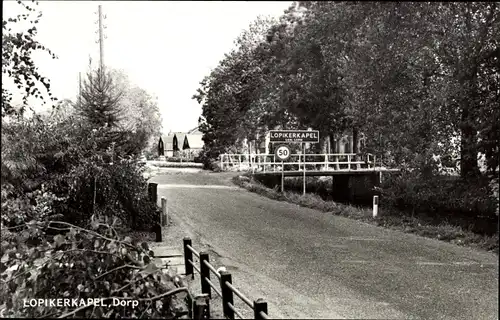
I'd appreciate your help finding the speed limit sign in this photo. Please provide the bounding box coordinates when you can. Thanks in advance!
[275,144,291,161]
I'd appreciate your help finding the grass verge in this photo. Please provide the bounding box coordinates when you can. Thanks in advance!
[232,175,499,254]
[147,161,203,168]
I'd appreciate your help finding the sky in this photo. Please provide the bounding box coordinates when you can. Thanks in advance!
[3,0,292,133]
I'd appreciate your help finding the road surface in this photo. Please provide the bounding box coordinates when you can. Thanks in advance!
[151,171,498,319]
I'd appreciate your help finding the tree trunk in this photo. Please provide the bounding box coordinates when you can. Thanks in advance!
[460,104,479,178]
[320,131,328,154]
[353,128,359,154]
[329,133,336,153]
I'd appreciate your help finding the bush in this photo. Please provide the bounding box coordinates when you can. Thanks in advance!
[380,171,497,218]
[1,117,158,231]
[193,147,223,171]
[193,155,203,163]
[59,156,159,231]
[0,216,189,318]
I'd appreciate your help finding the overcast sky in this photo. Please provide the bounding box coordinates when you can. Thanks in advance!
[3,0,291,133]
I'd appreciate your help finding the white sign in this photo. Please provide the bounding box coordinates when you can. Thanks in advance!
[275,144,291,161]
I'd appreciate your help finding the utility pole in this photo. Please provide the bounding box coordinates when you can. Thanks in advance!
[96,5,106,71]
[78,72,82,107]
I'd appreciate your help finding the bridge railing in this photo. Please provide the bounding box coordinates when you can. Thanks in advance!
[220,153,376,172]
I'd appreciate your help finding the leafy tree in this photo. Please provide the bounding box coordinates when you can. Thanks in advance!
[196,1,499,182]
[2,0,57,118]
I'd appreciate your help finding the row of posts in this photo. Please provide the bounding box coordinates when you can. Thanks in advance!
[147,183,169,242]
[184,238,268,320]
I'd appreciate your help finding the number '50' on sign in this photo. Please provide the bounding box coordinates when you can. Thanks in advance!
[275,144,291,161]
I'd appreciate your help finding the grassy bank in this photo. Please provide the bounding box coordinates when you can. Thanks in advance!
[232,175,498,254]
[147,161,203,168]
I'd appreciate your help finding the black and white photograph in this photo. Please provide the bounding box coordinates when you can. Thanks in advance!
[1,1,499,319]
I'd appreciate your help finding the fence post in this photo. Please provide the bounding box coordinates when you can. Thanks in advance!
[324,154,328,170]
[254,298,268,320]
[148,182,158,205]
[154,223,162,242]
[220,154,224,171]
[183,237,194,279]
[373,195,379,218]
[193,294,210,320]
[161,197,168,226]
[200,252,211,298]
[220,271,234,319]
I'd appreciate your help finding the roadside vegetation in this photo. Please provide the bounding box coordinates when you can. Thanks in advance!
[1,2,187,317]
[195,2,499,248]
[232,175,498,254]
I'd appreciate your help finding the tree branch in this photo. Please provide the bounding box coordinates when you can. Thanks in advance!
[47,221,137,250]
[94,264,142,281]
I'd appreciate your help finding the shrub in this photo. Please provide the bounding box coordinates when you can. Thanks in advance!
[194,147,223,171]
[59,155,159,231]
[1,183,66,229]
[1,117,158,231]
[0,216,189,318]
[380,171,497,218]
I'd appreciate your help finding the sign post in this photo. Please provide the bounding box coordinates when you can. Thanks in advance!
[303,143,306,196]
[275,144,291,193]
[269,130,319,195]
[281,161,284,192]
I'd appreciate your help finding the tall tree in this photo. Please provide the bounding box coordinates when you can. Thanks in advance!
[77,67,123,129]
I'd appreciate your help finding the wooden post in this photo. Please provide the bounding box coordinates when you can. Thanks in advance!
[373,195,379,218]
[183,237,194,279]
[324,154,328,170]
[193,294,210,320]
[281,161,284,193]
[303,143,306,196]
[220,271,234,319]
[220,154,223,171]
[154,223,162,242]
[273,155,276,172]
[254,298,268,320]
[347,155,351,171]
[148,183,158,205]
[239,155,242,171]
[200,252,211,298]
[298,150,301,171]
[161,197,167,226]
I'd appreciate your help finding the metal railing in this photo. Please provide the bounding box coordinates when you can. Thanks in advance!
[183,237,269,320]
[220,153,377,173]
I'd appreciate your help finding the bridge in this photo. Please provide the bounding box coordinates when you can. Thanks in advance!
[220,153,400,201]
[220,153,399,174]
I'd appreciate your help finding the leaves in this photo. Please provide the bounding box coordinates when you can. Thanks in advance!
[2,1,58,118]
[0,218,187,318]
[195,1,499,179]
[53,234,65,248]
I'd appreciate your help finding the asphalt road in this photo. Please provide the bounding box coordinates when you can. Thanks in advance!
[151,171,498,319]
